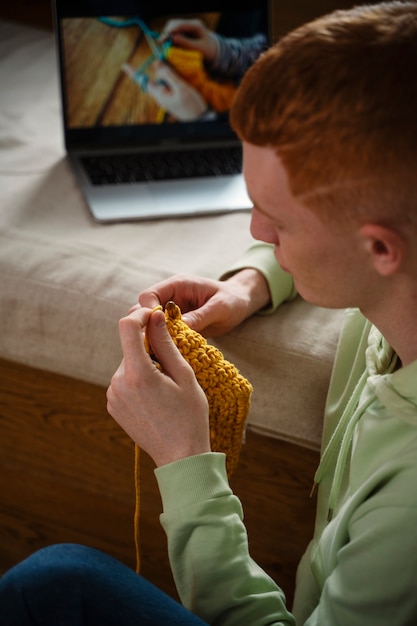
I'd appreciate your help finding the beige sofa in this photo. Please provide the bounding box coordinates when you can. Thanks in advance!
[0,19,345,601]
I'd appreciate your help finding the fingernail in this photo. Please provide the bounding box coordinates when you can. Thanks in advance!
[152,309,166,326]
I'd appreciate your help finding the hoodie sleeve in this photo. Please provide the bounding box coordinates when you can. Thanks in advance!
[304,472,417,625]
[221,242,298,313]
[155,452,296,626]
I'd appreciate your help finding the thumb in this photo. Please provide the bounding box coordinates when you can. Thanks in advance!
[182,300,221,335]
[153,62,177,87]
[147,309,188,379]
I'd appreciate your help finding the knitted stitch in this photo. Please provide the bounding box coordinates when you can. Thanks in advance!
[134,301,253,571]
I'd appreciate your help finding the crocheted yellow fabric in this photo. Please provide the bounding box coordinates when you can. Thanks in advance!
[134,301,253,571]
[166,47,238,113]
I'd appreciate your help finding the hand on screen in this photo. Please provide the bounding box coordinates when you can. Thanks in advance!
[147,62,208,121]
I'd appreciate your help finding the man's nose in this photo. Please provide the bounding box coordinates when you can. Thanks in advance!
[250,207,278,245]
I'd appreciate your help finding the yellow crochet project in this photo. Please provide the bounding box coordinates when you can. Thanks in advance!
[134,301,253,571]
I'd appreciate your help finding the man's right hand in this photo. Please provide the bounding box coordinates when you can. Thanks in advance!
[138,269,271,337]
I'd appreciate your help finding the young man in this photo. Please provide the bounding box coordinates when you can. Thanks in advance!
[1,2,416,624]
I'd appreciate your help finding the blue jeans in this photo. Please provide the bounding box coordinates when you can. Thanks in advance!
[0,544,208,625]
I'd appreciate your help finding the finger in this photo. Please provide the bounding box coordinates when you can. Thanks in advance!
[170,34,201,52]
[163,19,202,38]
[138,276,190,310]
[181,298,223,335]
[127,302,142,314]
[138,290,163,309]
[147,82,166,99]
[153,62,177,84]
[146,309,191,381]
[170,21,203,39]
[147,80,170,101]
[118,308,152,373]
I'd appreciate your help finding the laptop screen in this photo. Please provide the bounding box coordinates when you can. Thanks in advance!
[54,1,270,151]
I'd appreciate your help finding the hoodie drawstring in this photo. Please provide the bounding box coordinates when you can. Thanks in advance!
[311,369,369,521]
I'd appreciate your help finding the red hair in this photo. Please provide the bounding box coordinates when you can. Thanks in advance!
[231,2,417,225]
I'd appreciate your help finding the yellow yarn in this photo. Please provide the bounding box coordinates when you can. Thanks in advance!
[134,301,253,572]
[165,47,238,113]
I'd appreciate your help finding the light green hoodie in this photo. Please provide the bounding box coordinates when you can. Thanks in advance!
[155,244,417,625]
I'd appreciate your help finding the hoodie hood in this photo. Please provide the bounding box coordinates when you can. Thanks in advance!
[368,371,417,426]
[312,323,416,521]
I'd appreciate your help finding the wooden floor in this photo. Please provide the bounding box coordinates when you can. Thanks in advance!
[0,357,319,607]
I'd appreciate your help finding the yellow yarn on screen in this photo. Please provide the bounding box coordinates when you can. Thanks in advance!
[165,47,238,113]
[134,301,253,572]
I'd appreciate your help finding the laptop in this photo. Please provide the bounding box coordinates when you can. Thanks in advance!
[53,0,271,222]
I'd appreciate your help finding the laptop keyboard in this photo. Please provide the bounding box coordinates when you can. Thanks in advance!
[81,146,243,185]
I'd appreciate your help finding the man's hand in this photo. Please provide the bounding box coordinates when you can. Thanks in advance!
[138,269,271,337]
[107,307,210,467]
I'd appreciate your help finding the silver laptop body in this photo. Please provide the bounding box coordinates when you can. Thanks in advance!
[54,1,270,222]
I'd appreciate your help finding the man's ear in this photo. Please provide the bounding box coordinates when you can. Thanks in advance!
[359,224,406,277]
